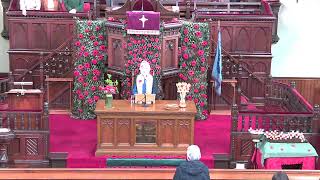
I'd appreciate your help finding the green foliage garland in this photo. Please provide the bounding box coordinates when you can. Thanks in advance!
[72,20,107,119]
[179,21,210,120]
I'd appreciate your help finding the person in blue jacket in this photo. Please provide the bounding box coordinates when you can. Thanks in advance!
[173,145,210,180]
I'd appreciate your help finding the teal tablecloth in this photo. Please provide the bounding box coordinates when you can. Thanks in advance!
[257,141,318,165]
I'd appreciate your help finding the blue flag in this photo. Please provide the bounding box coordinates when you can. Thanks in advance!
[212,30,222,96]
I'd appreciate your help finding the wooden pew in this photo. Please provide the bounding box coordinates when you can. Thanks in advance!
[0,169,319,180]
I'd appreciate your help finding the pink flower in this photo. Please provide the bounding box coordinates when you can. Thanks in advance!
[92,50,99,56]
[201,67,206,72]
[200,85,205,90]
[90,35,95,40]
[93,41,99,46]
[78,77,84,82]
[82,71,88,76]
[80,46,86,51]
[202,110,208,116]
[78,34,84,39]
[98,35,104,40]
[200,102,205,107]
[79,94,84,99]
[194,98,199,103]
[84,52,89,57]
[188,70,195,76]
[84,63,90,68]
[183,53,189,60]
[87,21,92,26]
[94,95,99,101]
[92,76,98,81]
[195,31,202,37]
[96,26,101,31]
[74,71,80,76]
[201,94,207,98]
[179,73,185,80]
[194,24,199,29]
[75,41,81,46]
[152,59,157,63]
[100,45,106,50]
[184,38,189,43]
[98,55,104,60]
[183,29,188,35]
[194,89,199,93]
[91,86,96,91]
[155,38,159,43]
[93,69,101,76]
[191,44,197,49]
[85,29,90,33]
[84,91,89,96]
[83,83,88,87]
[191,60,197,67]
[182,62,187,68]
[202,41,208,46]
[198,50,204,56]
[187,95,192,101]
[201,58,206,63]
[76,89,81,95]
[91,59,97,65]
[78,65,84,70]
[88,98,93,104]
[193,78,199,83]
[181,46,187,51]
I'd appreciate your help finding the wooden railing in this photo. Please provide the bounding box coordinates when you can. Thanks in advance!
[0,168,319,180]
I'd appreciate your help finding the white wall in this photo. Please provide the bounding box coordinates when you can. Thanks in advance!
[271,0,320,77]
[0,3,9,73]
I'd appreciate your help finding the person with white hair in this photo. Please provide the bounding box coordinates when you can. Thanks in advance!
[173,145,210,180]
[132,61,158,95]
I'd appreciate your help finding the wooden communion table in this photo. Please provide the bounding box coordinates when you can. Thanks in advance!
[95,100,196,156]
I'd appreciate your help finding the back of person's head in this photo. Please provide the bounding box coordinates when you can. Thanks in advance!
[272,171,289,180]
[187,145,201,161]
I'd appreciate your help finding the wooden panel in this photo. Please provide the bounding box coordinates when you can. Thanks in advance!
[30,23,48,49]
[9,21,28,49]
[107,35,124,69]
[161,37,179,70]
[274,77,320,106]
[0,169,320,180]
[234,27,250,53]
[50,23,70,49]
[100,118,115,146]
[177,119,192,147]
[116,119,131,146]
[159,120,175,147]
[252,27,268,53]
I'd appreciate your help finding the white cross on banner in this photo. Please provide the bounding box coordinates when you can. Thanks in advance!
[127,11,160,35]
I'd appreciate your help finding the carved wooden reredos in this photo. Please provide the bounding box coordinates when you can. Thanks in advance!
[105,0,179,20]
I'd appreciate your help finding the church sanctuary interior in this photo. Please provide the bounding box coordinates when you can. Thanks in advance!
[0,0,320,179]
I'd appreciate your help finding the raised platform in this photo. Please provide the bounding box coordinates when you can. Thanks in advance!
[49,114,231,168]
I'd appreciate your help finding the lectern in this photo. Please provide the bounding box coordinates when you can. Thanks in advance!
[7,89,43,110]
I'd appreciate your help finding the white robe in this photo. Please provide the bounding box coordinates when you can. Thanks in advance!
[136,74,153,94]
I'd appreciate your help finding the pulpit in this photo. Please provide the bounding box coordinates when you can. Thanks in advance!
[95,100,197,156]
[106,0,181,100]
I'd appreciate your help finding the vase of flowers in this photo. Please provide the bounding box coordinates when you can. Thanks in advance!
[176,82,191,108]
[102,74,118,108]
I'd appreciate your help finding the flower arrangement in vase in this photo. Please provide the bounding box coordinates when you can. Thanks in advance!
[176,82,191,108]
[101,74,118,108]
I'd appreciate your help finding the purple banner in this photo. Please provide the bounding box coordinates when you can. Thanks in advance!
[127,11,160,35]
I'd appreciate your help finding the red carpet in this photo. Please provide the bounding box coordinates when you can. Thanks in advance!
[49,114,231,168]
